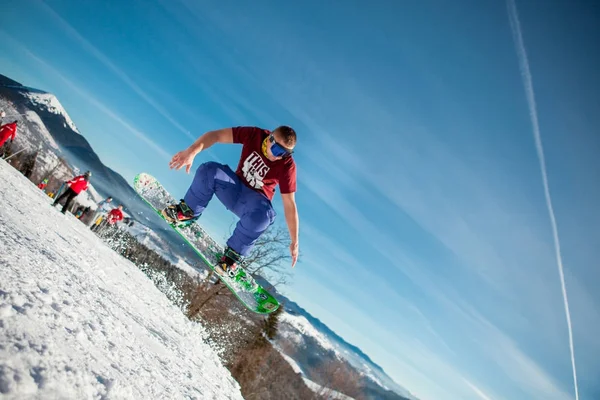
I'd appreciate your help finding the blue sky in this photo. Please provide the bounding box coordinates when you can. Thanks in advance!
[1,0,599,399]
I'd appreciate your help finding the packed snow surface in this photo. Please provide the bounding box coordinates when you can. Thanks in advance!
[0,159,243,399]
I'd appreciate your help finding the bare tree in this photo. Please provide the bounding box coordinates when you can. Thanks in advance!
[242,225,293,288]
[19,149,39,179]
[0,140,13,159]
[40,156,67,182]
[8,148,30,172]
[186,281,226,319]
[187,224,292,317]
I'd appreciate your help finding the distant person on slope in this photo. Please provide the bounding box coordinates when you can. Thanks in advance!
[37,178,49,191]
[163,125,300,274]
[107,205,124,225]
[52,171,92,214]
[96,196,113,214]
[76,206,92,221]
[96,204,124,233]
[0,120,18,147]
[90,196,113,230]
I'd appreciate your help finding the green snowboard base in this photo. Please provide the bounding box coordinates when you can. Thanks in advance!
[133,172,280,314]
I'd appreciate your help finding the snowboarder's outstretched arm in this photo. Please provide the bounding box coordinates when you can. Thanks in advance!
[169,128,233,173]
[282,192,299,268]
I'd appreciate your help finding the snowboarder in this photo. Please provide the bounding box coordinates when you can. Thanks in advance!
[163,125,300,273]
[52,171,92,214]
[0,120,18,147]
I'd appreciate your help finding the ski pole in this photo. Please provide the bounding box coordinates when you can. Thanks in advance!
[4,148,27,160]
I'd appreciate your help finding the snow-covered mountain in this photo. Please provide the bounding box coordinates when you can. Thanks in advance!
[271,297,417,400]
[0,158,244,399]
[22,91,81,134]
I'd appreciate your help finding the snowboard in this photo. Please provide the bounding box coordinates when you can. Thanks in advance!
[132,172,280,314]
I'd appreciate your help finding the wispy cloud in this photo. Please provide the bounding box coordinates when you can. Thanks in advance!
[306,124,579,399]
[144,1,270,128]
[462,378,496,400]
[506,1,579,399]
[13,42,172,160]
[456,299,573,400]
[37,0,195,140]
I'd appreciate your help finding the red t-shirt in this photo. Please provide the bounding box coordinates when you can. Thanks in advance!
[232,126,296,201]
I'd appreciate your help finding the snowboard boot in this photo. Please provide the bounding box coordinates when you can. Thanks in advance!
[216,247,242,277]
[161,199,198,227]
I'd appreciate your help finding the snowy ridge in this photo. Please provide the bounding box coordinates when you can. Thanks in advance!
[278,312,387,388]
[319,331,416,399]
[22,92,80,134]
[0,159,243,399]
[21,110,60,150]
[279,312,336,352]
[275,308,418,400]
[276,350,353,400]
[278,351,304,375]
[302,379,354,400]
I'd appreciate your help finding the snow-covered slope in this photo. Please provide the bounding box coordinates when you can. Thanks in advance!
[0,159,243,400]
[22,91,80,134]
[21,110,60,150]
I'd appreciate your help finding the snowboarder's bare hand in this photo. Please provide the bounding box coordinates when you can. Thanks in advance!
[169,149,196,173]
[290,241,299,268]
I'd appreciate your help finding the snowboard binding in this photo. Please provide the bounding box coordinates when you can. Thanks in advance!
[161,199,198,227]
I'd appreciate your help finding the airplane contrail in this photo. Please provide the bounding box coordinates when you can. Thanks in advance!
[506,1,579,399]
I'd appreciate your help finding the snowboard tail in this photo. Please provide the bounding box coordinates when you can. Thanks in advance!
[133,172,280,314]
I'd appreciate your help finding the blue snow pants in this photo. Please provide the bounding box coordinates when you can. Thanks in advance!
[184,161,276,256]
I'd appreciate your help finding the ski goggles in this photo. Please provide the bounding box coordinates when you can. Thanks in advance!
[268,134,294,157]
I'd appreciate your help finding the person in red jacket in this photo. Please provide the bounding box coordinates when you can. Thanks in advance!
[37,178,49,191]
[0,121,18,147]
[52,171,92,214]
[107,205,124,225]
[95,205,124,233]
